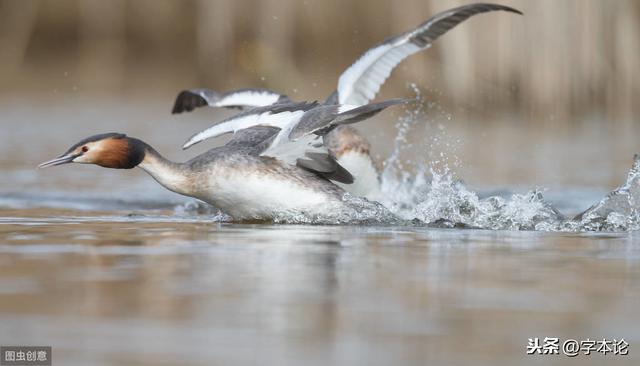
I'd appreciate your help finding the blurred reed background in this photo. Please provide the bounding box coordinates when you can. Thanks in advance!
[1,0,638,124]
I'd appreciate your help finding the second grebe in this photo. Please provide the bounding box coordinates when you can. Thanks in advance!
[39,100,405,220]
[170,3,522,200]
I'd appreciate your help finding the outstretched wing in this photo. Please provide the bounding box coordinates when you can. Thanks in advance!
[172,88,290,114]
[329,3,522,106]
[261,99,407,183]
[182,101,318,149]
[289,99,408,140]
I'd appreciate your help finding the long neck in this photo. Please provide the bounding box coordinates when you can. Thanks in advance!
[137,146,192,196]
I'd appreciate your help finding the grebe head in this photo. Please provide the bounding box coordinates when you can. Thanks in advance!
[39,132,146,169]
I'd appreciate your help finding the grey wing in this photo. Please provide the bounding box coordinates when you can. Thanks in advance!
[330,3,522,106]
[254,106,347,183]
[296,151,354,184]
[287,105,341,139]
[263,132,354,184]
[222,109,353,183]
[261,99,406,184]
[225,126,281,154]
[172,88,290,114]
[182,101,319,149]
[289,99,408,140]
[211,105,353,183]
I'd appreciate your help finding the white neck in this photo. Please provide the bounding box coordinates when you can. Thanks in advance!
[137,150,191,196]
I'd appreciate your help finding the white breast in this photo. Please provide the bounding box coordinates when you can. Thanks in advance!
[196,171,342,220]
[335,151,382,201]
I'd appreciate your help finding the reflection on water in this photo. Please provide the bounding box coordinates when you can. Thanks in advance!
[2,94,640,364]
[0,209,639,365]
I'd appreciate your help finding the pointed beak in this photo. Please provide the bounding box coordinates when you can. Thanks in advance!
[38,153,79,169]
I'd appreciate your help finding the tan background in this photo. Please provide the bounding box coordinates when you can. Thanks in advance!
[2,0,639,122]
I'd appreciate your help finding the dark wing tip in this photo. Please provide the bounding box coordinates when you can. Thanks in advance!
[336,98,410,124]
[171,90,210,114]
[477,3,523,15]
[458,3,522,15]
[411,3,523,46]
[509,7,524,16]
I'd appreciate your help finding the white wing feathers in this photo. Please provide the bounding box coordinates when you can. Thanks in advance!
[214,90,286,108]
[337,42,421,106]
[261,99,407,163]
[335,3,522,106]
[181,101,319,149]
[172,88,288,114]
[262,134,325,166]
[172,5,521,114]
[182,109,306,149]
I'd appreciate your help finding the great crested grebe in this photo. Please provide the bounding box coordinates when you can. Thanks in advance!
[170,3,522,200]
[39,100,406,220]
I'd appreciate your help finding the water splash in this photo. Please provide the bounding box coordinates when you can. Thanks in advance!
[410,170,564,230]
[173,192,401,225]
[270,194,402,225]
[379,84,433,216]
[373,85,640,232]
[568,154,640,231]
[173,200,233,222]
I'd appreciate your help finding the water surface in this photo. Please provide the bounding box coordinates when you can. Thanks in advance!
[0,208,638,365]
[1,97,640,365]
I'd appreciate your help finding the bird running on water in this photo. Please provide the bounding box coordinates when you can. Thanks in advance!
[171,3,522,201]
[39,101,406,221]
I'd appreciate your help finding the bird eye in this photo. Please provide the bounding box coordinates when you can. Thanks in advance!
[81,146,89,153]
